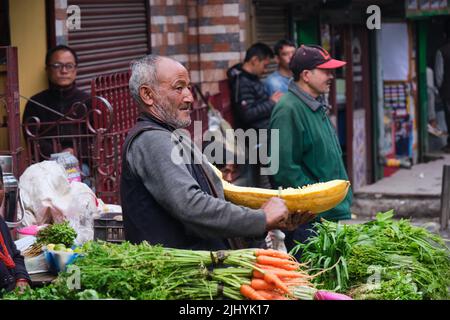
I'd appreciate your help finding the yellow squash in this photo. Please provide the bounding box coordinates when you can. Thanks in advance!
[209,164,350,214]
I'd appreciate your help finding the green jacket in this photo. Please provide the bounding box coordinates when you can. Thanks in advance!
[269,82,352,221]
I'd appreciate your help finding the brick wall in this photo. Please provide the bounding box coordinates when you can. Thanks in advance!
[53,0,250,96]
[150,0,190,63]
[151,0,248,95]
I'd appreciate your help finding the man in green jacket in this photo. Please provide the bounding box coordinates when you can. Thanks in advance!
[269,45,353,254]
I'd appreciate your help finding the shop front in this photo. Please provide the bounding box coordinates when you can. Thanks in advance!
[406,0,450,156]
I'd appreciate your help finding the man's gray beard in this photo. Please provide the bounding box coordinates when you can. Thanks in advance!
[153,100,192,129]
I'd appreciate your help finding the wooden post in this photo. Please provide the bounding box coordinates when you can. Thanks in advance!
[440,165,450,231]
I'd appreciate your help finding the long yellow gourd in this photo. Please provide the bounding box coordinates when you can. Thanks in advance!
[209,164,350,214]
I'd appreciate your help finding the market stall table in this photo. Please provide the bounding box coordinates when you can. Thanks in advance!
[30,273,56,288]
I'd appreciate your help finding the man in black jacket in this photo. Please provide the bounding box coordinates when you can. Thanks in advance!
[0,215,30,294]
[22,45,90,159]
[227,43,283,130]
[227,43,282,188]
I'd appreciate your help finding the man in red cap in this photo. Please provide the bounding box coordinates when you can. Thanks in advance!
[268,45,353,256]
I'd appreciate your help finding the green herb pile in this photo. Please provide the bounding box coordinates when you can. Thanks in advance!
[37,221,77,247]
[292,210,450,300]
[4,242,305,300]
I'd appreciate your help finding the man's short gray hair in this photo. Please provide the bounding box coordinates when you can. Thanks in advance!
[129,54,162,108]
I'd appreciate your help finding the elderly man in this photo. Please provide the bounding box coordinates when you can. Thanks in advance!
[269,45,353,255]
[121,55,303,250]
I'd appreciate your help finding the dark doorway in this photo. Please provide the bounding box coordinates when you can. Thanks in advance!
[427,16,450,152]
[330,25,348,167]
[427,16,450,68]
[0,0,10,47]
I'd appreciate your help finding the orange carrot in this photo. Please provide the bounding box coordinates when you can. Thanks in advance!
[255,290,276,300]
[250,278,276,291]
[253,269,265,279]
[264,272,292,295]
[253,268,306,279]
[255,264,308,278]
[256,263,298,273]
[255,249,293,260]
[280,273,314,281]
[256,290,291,300]
[255,263,286,270]
[258,264,312,277]
[240,284,267,300]
[256,256,299,271]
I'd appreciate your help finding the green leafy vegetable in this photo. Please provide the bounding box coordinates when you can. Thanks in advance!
[292,210,450,300]
[37,221,77,247]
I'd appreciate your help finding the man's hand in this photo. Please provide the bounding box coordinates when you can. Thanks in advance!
[277,211,316,231]
[261,197,289,231]
[15,280,30,294]
[270,91,283,103]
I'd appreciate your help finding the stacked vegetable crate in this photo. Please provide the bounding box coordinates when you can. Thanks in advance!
[93,213,124,243]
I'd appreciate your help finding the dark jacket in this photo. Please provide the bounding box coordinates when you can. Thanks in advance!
[227,63,275,130]
[120,114,267,250]
[0,217,30,293]
[22,84,91,159]
[438,43,450,102]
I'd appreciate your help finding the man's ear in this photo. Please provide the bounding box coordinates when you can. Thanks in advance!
[139,85,154,106]
[301,70,310,83]
[249,55,260,66]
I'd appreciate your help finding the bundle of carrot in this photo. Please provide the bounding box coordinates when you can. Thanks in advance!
[206,249,315,300]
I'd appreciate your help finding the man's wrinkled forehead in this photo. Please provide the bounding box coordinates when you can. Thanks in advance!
[155,57,189,84]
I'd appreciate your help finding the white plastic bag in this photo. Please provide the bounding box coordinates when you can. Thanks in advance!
[18,161,96,244]
[265,229,287,253]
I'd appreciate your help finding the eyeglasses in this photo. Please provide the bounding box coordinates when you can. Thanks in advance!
[47,63,77,71]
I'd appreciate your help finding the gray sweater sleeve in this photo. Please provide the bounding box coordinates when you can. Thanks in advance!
[127,130,267,239]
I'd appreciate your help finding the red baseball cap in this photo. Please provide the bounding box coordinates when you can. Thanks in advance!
[289,45,346,74]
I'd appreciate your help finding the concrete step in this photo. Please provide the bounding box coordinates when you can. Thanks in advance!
[351,192,441,219]
[351,153,450,219]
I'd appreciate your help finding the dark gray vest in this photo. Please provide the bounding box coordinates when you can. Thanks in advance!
[120,114,229,250]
